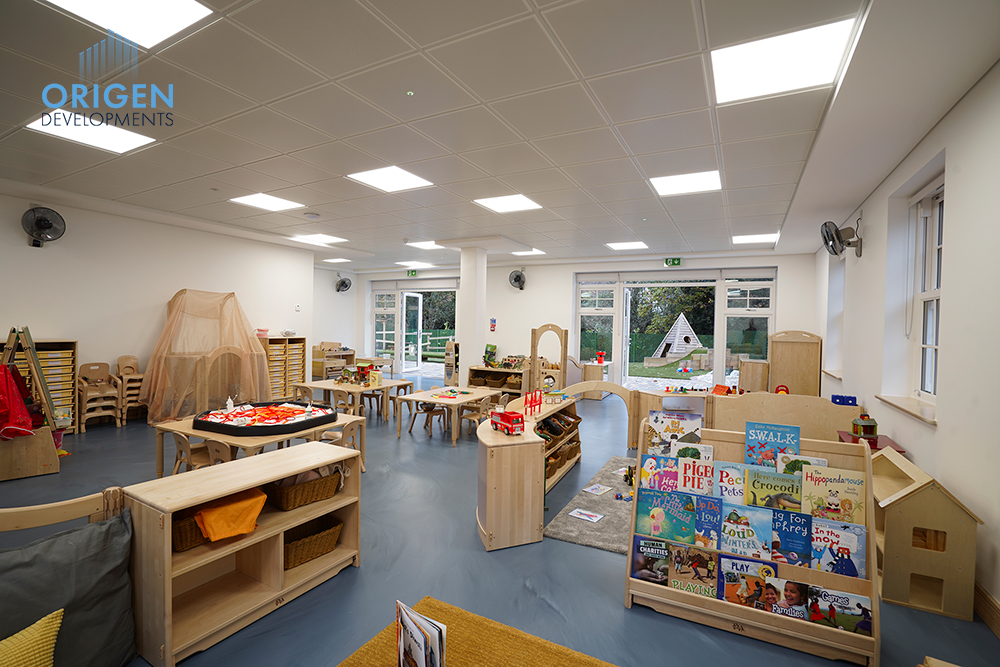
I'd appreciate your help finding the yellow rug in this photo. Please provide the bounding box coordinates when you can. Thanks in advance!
[337,597,618,667]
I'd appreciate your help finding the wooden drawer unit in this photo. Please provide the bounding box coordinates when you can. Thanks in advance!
[260,337,306,400]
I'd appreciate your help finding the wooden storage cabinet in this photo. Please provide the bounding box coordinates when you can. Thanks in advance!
[467,365,524,400]
[125,443,360,667]
[261,336,307,399]
[539,401,581,493]
[0,339,78,433]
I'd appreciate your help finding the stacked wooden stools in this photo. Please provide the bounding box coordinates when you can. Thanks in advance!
[77,362,121,432]
[116,355,145,425]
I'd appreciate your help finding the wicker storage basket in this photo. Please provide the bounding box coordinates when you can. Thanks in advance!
[172,514,209,552]
[563,441,580,460]
[284,515,342,570]
[485,373,508,388]
[505,375,522,389]
[264,470,341,512]
[469,375,487,386]
[545,456,559,478]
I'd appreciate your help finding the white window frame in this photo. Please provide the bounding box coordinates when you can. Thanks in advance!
[912,180,944,401]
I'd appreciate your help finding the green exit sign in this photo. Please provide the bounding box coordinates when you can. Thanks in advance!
[406,270,418,277]
[664,258,681,267]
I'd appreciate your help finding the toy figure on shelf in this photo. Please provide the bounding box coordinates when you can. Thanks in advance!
[483,343,498,368]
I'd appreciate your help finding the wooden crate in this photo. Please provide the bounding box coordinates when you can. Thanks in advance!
[738,359,769,392]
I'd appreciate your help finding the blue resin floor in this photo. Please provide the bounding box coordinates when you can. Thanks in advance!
[1,376,997,667]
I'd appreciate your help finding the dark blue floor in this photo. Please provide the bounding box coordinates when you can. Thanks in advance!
[1,376,997,666]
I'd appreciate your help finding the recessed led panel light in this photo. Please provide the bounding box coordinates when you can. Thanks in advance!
[733,233,780,244]
[406,241,445,250]
[396,261,435,269]
[231,193,305,212]
[511,248,546,256]
[291,234,348,246]
[712,19,855,103]
[347,166,433,193]
[323,258,352,263]
[26,113,154,154]
[46,0,213,48]
[606,241,648,251]
[650,171,722,197]
[473,195,542,213]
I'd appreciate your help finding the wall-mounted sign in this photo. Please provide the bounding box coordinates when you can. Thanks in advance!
[406,270,418,277]
[664,258,681,267]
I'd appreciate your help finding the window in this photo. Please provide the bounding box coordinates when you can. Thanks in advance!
[915,184,944,397]
[579,286,614,362]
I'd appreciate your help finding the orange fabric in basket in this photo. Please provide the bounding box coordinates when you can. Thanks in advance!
[194,488,267,542]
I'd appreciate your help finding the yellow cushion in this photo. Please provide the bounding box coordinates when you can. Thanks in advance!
[0,609,64,667]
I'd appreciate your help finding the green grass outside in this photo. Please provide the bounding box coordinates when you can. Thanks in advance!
[627,349,710,379]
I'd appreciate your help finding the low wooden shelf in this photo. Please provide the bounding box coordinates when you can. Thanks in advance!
[125,442,360,667]
[467,365,525,399]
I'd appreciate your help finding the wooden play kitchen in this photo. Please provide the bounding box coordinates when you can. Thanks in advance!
[125,442,360,667]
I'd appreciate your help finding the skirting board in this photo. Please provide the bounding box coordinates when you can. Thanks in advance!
[975,581,1000,639]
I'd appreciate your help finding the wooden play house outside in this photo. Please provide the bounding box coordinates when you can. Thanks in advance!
[872,448,983,620]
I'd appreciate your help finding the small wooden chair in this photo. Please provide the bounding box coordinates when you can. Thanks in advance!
[361,389,382,418]
[206,440,234,465]
[390,381,414,418]
[497,394,511,409]
[321,421,360,454]
[116,355,145,425]
[331,389,361,416]
[459,395,492,434]
[409,386,448,436]
[172,433,210,474]
[78,363,122,432]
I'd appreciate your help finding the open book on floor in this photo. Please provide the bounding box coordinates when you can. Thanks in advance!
[397,599,446,667]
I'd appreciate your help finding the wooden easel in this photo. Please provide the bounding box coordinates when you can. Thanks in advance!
[0,326,60,480]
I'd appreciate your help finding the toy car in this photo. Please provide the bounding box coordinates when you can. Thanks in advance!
[490,410,524,436]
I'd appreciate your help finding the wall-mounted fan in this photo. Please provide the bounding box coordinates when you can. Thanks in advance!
[509,270,526,291]
[335,275,352,293]
[22,207,66,247]
[821,220,862,258]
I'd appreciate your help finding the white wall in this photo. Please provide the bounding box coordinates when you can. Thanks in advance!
[313,267,357,346]
[0,191,314,368]
[832,59,1000,597]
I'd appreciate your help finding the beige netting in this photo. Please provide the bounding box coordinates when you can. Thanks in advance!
[140,289,271,423]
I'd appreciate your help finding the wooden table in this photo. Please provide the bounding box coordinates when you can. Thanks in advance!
[396,386,500,446]
[293,378,410,421]
[356,357,394,378]
[152,413,365,477]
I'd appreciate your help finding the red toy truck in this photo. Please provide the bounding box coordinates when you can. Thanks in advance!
[490,410,524,436]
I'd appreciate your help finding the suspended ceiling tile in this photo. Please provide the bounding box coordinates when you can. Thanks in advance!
[669,206,727,222]
[459,142,552,175]
[440,177,516,200]
[616,110,715,156]
[0,45,73,100]
[502,209,560,224]
[179,201,255,221]
[677,220,729,236]
[0,163,49,185]
[350,212,411,228]
[522,219,577,233]
[544,0,699,76]
[615,211,673,226]
[317,200,380,217]
[244,155,338,184]
[56,166,161,194]
[2,129,114,166]
[425,218,479,233]
[0,90,45,126]
[393,207,450,223]
[589,56,709,123]
[0,0,107,71]
[125,57,255,125]
[116,191,185,211]
[532,127,626,165]
[544,229,601,243]
[662,191,724,210]
[93,155,194,184]
[601,198,663,215]
[207,166,294,192]
[721,132,814,169]
[529,188,595,208]
[688,238,732,251]
[251,212,323,227]
[232,0,411,78]
[728,201,788,217]
[726,183,795,206]
[430,201,491,218]
[265,186,338,207]
[221,217,283,232]
[308,177,383,200]
[396,187,465,207]
[731,218,782,233]
[216,108,332,153]
[716,88,829,142]
[368,0,528,46]
[585,180,654,203]
[703,0,863,49]
[0,144,83,179]
[169,176,254,199]
[724,162,802,188]
[727,214,784,227]
[429,17,575,101]
[141,184,228,208]
[269,84,395,139]
[499,168,577,194]
[401,154,488,184]
[159,21,323,102]
[168,127,275,164]
[45,174,137,200]
[412,106,520,153]
[292,141,387,175]
[354,194,420,213]
[345,125,449,165]
[635,146,719,178]
[550,202,610,220]
[490,84,605,139]
[562,157,643,187]
[131,142,233,175]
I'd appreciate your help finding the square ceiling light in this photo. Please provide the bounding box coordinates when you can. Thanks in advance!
[396,261,435,269]
[712,19,855,104]
[291,234,347,247]
[46,0,213,49]
[606,241,648,251]
[406,241,445,250]
[323,258,352,263]
[26,113,154,153]
[347,166,432,193]
[473,195,542,213]
[651,170,722,197]
[512,248,546,256]
[231,193,304,211]
[733,233,779,244]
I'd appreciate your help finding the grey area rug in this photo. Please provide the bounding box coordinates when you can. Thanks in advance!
[543,456,635,554]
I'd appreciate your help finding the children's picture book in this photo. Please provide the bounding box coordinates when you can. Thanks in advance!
[636,488,696,543]
[744,468,802,510]
[647,411,701,456]
[812,518,867,578]
[678,457,714,495]
[771,508,812,567]
[745,421,800,468]
[694,494,723,550]
[639,455,678,492]
[777,453,828,476]
[669,441,714,461]
[812,589,874,635]
[720,503,772,560]
[630,535,672,586]
[717,555,776,608]
[582,484,612,495]
[568,508,604,523]
[670,544,719,599]
[713,461,762,504]
[801,465,867,525]
[397,600,446,667]
[765,577,815,621]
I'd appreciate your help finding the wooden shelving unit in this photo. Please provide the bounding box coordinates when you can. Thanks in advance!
[125,443,360,667]
[467,366,524,400]
[0,338,78,434]
[261,336,306,399]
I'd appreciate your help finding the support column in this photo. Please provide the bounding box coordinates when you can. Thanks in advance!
[457,247,487,385]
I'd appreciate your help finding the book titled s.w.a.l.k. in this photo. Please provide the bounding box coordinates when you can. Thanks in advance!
[639,454,678,492]
[744,468,802,510]
[744,421,800,468]
[801,465,867,525]
[720,503,772,560]
[771,508,812,567]
[636,488,696,543]
[812,518,867,578]
[647,411,701,456]
[397,600,446,667]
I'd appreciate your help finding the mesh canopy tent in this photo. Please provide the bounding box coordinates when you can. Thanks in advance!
[140,289,271,423]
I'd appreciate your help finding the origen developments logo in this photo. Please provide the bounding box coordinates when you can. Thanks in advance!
[39,29,174,129]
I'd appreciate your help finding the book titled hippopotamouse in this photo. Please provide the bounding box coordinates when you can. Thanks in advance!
[801,465,867,525]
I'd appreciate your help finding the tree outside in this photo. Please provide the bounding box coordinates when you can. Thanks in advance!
[627,285,715,379]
